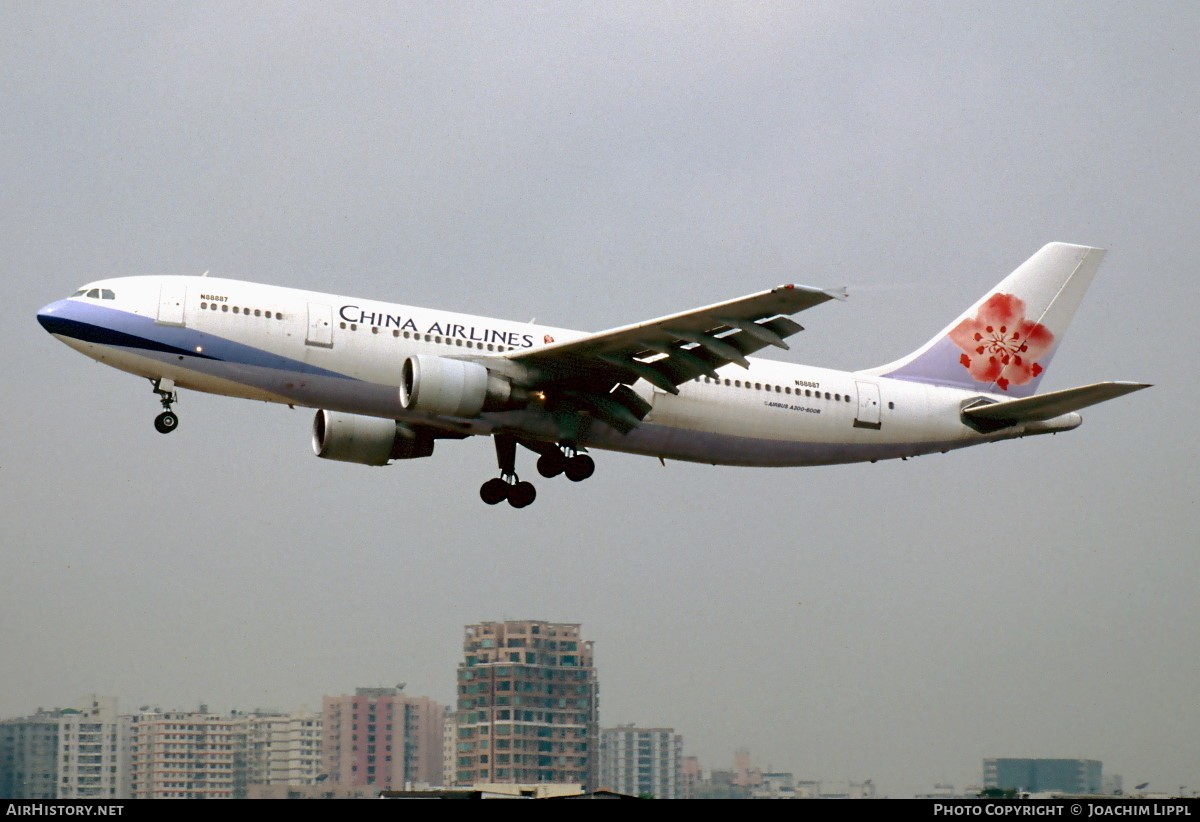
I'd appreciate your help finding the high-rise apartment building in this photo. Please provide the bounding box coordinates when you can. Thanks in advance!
[322,687,444,789]
[57,697,127,800]
[0,697,128,800]
[128,710,237,799]
[0,709,61,799]
[455,620,599,788]
[235,709,322,792]
[599,725,682,798]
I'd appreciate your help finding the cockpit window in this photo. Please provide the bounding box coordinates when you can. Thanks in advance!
[74,288,116,299]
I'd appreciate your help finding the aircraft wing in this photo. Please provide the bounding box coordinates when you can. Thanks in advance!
[500,283,845,433]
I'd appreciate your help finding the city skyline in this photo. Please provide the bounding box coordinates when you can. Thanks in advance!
[3,2,1195,799]
[0,689,1156,798]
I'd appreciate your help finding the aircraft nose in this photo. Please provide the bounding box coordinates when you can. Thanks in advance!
[37,299,72,334]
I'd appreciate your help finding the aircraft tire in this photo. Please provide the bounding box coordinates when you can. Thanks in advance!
[537,452,566,478]
[564,454,595,482]
[508,481,536,508]
[480,478,509,505]
[154,411,179,434]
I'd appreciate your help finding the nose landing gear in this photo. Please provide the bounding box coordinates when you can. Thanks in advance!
[151,378,179,434]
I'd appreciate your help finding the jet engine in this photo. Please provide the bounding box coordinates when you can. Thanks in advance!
[312,410,434,466]
[399,355,523,417]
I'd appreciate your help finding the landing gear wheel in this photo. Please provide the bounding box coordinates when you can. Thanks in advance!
[537,452,566,478]
[480,478,509,505]
[154,411,179,434]
[508,480,537,508]
[564,454,595,482]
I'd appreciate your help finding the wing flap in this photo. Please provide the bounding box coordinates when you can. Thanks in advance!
[498,282,844,436]
[509,284,842,386]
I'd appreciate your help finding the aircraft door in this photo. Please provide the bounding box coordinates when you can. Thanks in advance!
[853,380,882,430]
[306,303,333,348]
[156,282,187,327]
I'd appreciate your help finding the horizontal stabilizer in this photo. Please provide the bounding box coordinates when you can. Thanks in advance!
[963,381,1151,427]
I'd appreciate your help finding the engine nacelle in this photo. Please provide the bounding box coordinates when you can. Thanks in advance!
[399,355,522,418]
[312,410,434,466]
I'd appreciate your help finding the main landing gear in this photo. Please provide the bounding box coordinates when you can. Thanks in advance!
[479,436,596,507]
[479,434,536,508]
[536,447,595,482]
[151,377,179,434]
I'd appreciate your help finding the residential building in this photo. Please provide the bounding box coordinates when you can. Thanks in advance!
[235,709,322,793]
[322,687,444,790]
[0,697,127,800]
[128,709,237,799]
[983,758,1103,795]
[0,709,61,799]
[455,620,599,788]
[599,725,682,798]
[57,696,127,800]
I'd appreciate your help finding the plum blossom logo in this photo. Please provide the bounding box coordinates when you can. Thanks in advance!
[948,293,1053,391]
[544,334,555,344]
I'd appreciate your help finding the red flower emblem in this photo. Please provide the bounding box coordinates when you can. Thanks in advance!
[947,293,1053,391]
[544,335,555,344]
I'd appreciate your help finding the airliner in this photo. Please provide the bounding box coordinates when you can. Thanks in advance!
[37,242,1148,507]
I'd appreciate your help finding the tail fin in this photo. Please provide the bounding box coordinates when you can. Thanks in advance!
[864,243,1106,397]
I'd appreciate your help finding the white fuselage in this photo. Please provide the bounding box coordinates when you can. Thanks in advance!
[40,275,1072,468]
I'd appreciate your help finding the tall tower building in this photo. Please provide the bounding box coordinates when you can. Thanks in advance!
[322,687,444,789]
[455,620,599,788]
[599,725,682,798]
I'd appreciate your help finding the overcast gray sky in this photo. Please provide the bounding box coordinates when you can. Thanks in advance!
[2,2,1196,797]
